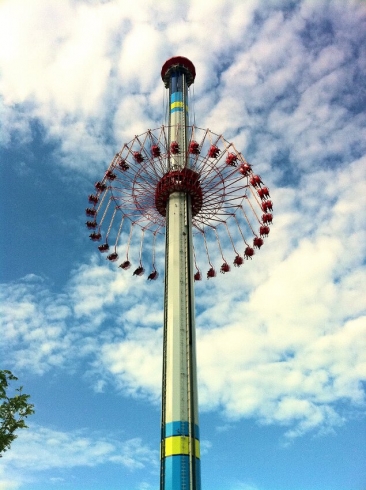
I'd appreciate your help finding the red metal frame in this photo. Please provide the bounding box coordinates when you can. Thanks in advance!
[86,126,273,278]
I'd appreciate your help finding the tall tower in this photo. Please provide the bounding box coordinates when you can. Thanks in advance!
[160,57,201,490]
[86,55,273,490]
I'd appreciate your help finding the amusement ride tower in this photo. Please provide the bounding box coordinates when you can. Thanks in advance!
[86,56,273,490]
[159,57,200,490]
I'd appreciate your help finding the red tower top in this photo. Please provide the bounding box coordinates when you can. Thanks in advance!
[161,56,196,88]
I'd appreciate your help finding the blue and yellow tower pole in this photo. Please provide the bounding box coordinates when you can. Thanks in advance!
[160,57,201,490]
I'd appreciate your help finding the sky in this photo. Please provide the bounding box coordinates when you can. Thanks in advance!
[0,0,365,489]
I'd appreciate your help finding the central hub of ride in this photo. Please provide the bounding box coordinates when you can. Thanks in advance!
[155,167,203,217]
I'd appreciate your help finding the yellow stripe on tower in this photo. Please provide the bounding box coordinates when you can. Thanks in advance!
[195,438,200,458]
[164,436,200,458]
[170,101,184,110]
[170,101,188,111]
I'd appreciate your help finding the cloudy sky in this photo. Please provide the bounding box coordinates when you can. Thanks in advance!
[1,0,365,489]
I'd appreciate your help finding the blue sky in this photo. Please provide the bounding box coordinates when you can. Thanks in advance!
[0,0,366,489]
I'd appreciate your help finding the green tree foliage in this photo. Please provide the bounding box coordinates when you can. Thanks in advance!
[0,370,35,455]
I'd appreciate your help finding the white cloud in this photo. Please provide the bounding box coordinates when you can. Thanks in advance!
[0,0,117,113]
[137,482,154,490]
[1,0,364,181]
[0,424,158,487]
[93,154,366,438]
[0,277,74,374]
[200,439,212,456]
[229,481,260,490]
[118,23,164,93]
[1,0,365,444]
[100,326,163,400]
[0,482,21,490]
[1,156,365,438]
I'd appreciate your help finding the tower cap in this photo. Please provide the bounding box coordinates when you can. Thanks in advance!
[161,56,196,88]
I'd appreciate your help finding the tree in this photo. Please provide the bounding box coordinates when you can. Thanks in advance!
[0,370,35,455]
